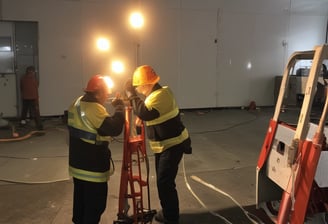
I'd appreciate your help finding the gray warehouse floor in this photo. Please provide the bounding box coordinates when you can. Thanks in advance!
[0,107,327,224]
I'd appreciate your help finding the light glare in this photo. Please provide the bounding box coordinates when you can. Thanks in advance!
[247,62,252,70]
[104,76,114,88]
[130,12,144,29]
[97,38,110,51]
[112,61,124,74]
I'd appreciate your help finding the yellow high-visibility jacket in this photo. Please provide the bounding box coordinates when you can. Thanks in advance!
[131,85,191,154]
[67,96,124,182]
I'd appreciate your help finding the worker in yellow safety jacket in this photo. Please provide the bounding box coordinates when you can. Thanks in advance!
[125,65,192,224]
[67,74,125,224]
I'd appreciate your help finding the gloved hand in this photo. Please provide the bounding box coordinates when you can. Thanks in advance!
[111,94,125,113]
[124,79,137,98]
[111,98,124,107]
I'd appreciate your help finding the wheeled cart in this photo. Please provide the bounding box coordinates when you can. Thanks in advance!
[256,44,328,223]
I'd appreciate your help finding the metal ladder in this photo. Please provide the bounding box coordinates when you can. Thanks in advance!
[114,106,156,224]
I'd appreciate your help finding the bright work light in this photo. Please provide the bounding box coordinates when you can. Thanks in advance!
[130,12,144,29]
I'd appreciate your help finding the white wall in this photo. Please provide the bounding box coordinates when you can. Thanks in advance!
[1,0,328,115]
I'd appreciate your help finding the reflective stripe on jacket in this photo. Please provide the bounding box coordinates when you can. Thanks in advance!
[69,166,110,183]
[67,96,111,144]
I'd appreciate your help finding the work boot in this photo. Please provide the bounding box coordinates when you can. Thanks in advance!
[154,210,179,224]
[154,210,165,223]
[165,221,179,224]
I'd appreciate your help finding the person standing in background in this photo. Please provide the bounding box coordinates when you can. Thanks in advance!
[20,65,43,130]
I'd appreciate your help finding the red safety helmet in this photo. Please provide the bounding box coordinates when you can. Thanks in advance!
[132,65,160,86]
[84,75,113,93]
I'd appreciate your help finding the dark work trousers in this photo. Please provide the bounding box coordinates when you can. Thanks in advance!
[72,178,108,224]
[21,99,43,129]
[155,145,184,222]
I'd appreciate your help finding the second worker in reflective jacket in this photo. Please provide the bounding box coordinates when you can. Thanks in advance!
[67,75,125,224]
[125,65,192,224]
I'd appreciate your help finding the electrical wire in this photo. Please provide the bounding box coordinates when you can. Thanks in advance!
[182,156,265,224]
[0,155,67,159]
[181,110,267,224]
[182,156,233,224]
[189,112,258,135]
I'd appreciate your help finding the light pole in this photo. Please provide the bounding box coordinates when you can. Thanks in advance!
[129,11,144,68]
[95,36,125,96]
[128,11,144,136]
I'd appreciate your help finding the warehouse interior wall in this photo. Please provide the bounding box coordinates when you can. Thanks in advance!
[0,0,327,116]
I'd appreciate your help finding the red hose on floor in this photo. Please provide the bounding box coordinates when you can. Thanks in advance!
[0,130,45,142]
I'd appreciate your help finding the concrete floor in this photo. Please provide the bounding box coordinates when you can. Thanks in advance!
[0,107,326,224]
